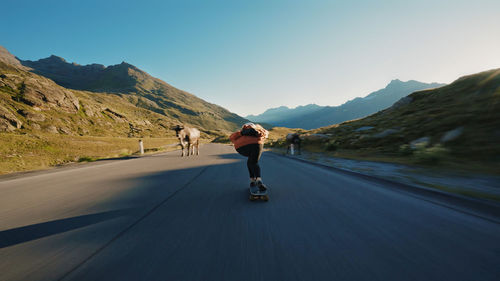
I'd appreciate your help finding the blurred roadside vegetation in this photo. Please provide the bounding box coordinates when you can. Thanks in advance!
[266,68,500,175]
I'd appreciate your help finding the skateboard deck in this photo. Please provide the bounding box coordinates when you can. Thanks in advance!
[249,185,269,201]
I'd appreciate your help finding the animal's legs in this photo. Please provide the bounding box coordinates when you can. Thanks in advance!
[180,143,185,157]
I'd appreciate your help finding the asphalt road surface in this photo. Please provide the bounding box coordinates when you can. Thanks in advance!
[1,144,499,281]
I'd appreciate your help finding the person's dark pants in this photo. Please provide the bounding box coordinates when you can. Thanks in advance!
[236,143,263,178]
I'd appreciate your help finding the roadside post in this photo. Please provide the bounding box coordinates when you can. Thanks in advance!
[139,139,144,155]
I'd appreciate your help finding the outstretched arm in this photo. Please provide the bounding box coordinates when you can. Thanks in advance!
[258,128,269,139]
[229,131,242,143]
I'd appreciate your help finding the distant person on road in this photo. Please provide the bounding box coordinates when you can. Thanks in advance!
[230,122,269,192]
[286,133,301,155]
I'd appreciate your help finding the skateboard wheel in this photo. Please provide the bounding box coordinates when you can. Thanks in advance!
[262,195,269,201]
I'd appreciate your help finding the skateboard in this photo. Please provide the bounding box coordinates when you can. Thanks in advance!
[249,185,269,202]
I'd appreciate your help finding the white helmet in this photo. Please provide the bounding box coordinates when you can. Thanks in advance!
[242,122,256,128]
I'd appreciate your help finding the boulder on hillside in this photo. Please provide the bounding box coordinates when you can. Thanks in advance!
[59,126,73,135]
[410,136,431,149]
[0,119,16,132]
[79,103,102,117]
[373,129,398,138]
[303,134,331,141]
[18,109,46,122]
[0,73,23,89]
[45,125,58,134]
[441,127,464,143]
[103,108,128,123]
[0,105,22,131]
[31,123,41,130]
[135,119,152,126]
[355,126,374,132]
[22,77,80,113]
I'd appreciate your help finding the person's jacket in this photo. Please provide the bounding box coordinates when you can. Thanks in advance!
[229,127,268,149]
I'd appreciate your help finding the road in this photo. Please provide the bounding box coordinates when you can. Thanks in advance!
[0,143,499,281]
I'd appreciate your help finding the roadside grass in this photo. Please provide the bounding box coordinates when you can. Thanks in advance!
[77,156,96,162]
[409,180,500,202]
[267,139,500,175]
[0,133,179,175]
[267,127,306,142]
[264,69,500,175]
[268,144,500,202]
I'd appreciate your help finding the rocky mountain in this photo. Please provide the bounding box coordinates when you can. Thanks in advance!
[21,55,108,90]
[248,80,445,129]
[0,46,24,68]
[0,46,248,136]
[310,68,500,165]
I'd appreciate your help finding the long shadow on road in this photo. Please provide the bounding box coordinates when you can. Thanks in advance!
[0,209,135,249]
[0,152,253,281]
[3,148,500,281]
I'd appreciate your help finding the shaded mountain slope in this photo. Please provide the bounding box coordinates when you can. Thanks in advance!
[0,60,174,137]
[0,46,248,136]
[246,104,323,124]
[304,68,500,165]
[249,80,445,129]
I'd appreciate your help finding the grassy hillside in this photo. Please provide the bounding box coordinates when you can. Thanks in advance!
[0,61,180,174]
[0,46,248,174]
[0,61,174,137]
[0,133,179,175]
[269,68,500,173]
[21,55,248,131]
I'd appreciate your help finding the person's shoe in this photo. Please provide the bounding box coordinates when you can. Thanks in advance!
[256,180,268,192]
[250,181,259,193]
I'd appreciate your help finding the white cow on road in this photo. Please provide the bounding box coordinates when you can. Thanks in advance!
[172,125,200,157]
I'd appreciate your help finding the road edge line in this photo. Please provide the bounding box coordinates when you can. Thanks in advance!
[268,152,500,224]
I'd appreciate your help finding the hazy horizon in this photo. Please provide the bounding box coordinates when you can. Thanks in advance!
[2,0,500,116]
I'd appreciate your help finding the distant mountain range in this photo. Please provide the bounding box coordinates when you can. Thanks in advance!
[247,80,446,129]
[311,67,500,165]
[0,45,248,136]
[246,104,323,124]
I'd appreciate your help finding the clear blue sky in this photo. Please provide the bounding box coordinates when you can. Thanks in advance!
[2,0,500,116]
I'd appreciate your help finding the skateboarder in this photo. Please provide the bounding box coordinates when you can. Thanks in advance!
[230,122,269,192]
